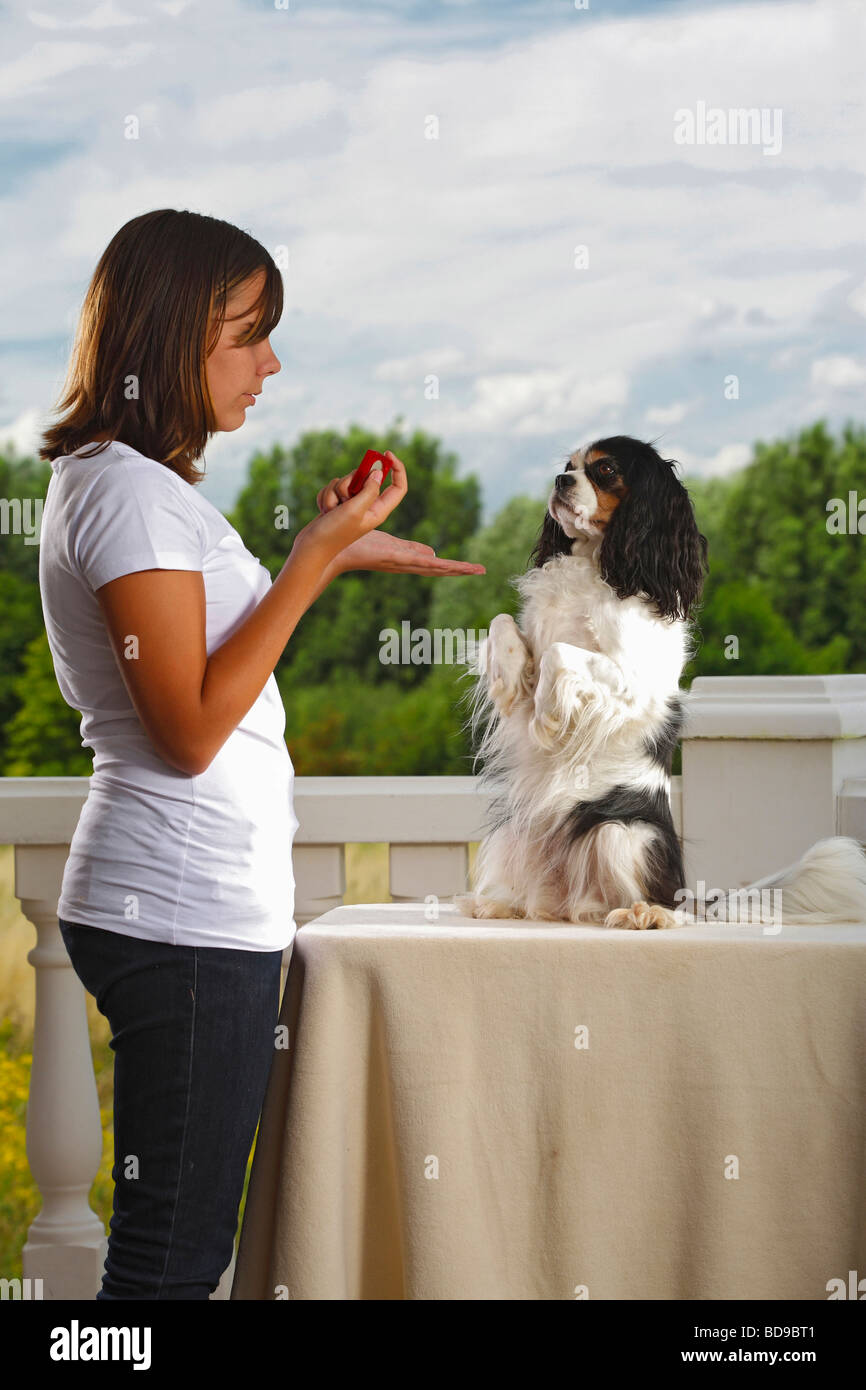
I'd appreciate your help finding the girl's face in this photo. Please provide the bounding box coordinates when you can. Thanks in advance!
[205,269,281,432]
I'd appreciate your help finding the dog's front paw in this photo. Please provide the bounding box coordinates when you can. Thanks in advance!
[485,613,532,717]
[604,901,682,930]
[530,643,585,747]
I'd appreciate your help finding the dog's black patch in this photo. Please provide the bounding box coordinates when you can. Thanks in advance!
[561,781,684,907]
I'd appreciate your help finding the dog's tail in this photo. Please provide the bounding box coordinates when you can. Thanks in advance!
[734,836,866,925]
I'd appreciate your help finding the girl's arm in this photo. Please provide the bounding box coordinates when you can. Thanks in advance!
[96,543,340,776]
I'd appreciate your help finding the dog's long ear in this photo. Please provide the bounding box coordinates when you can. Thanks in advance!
[528,508,574,569]
[599,463,709,620]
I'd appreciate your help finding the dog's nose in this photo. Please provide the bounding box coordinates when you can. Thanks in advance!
[554,472,573,493]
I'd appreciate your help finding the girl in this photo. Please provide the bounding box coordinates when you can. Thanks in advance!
[37,207,485,1299]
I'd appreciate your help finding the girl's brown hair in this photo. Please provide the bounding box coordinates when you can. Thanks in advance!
[38,209,283,485]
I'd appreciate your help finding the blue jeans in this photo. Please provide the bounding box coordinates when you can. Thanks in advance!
[58,918,284,1300]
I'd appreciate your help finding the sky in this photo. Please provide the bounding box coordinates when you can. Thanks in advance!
[1,0,864,521]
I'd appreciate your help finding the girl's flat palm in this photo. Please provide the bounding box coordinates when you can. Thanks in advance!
[337,529,485,575]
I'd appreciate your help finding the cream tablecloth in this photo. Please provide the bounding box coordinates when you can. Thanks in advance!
[231,903,866,1300]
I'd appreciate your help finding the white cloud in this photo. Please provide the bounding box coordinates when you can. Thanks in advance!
[0,407,47,461]
[0,41,116,98]
[768,345,803,370]
[441,367,629,435]
[810,355,866,390]
[847,279,866,317]
[374,348,467,382]
[156,0,195,17]
[677,442,752,478]
[192,82,341,145]
[645,401,689,426]
[28,2,145,30]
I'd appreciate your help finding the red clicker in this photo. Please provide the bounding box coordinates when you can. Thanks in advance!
[348,449,393,496]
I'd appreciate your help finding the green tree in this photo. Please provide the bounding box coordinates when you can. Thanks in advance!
[3,630,90,776]
[280,665,475,776]
[0,444,50,585]
[0,449,59,769]
[688,420,866,669]
[0,573,44,766]
[684,579,850,683]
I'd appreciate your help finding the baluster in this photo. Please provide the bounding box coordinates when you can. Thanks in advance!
[16,845,106,1299]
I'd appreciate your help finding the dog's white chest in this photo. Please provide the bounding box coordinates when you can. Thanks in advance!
[519,557,609,654]
[534,606,600,653]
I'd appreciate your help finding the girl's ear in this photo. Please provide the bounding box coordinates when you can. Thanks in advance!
[528,509,574,569]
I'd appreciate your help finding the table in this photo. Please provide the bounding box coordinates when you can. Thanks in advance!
[231,903,866,1300]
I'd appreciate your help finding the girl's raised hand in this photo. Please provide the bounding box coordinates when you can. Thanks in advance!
[294,452,407,568]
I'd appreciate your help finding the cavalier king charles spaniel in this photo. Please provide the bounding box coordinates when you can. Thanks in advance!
[455,434,866,929]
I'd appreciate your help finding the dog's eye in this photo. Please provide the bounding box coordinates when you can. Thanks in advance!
[596,461,615,478]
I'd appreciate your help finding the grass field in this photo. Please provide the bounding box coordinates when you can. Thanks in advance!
[0,838,478,1287]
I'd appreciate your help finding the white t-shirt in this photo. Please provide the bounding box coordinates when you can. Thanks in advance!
[38,438,300,952]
